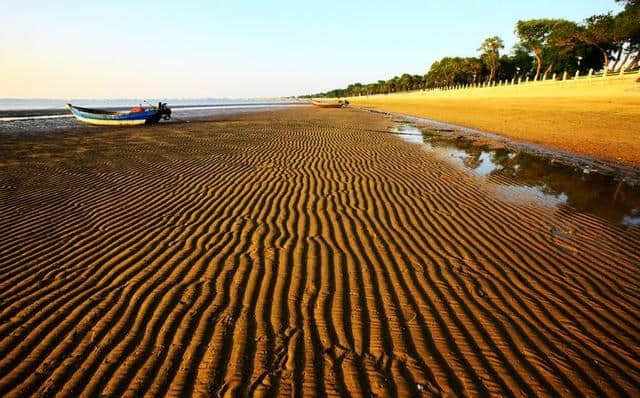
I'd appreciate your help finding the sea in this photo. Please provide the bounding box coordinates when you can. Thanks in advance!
[0,98,305,112]
[0,98,307,134]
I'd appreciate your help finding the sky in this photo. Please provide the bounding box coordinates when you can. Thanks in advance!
[0,0,624,99]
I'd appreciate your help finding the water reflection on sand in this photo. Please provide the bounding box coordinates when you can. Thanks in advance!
[392,124,640,228]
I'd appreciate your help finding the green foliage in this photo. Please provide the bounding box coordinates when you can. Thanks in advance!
[613,4,640,70]
[510,43,535,76]
[515,19,577,79]
[425,57,485,87]
[478,36,504,82]
[579,14,615,48]
[574,6,639,72]
[304,5,637,97]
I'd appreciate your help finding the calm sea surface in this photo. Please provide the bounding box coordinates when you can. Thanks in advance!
[0,98,298,111]
[0,98,307,134]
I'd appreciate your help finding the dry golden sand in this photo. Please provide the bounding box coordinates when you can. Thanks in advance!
[348,75,640,167]
[0,108,639,397]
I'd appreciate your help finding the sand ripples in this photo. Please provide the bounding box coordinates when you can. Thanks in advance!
[0,109,639,397]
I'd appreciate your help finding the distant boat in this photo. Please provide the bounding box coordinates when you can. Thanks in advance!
[67,103,171,126]
[312,100,348,108]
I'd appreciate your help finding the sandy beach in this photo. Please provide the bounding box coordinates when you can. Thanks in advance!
[1,107,639,397]
[347,74,640,167]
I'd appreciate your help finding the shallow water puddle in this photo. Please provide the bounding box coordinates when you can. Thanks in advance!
[392,123,640,228]
[389,124,427,145]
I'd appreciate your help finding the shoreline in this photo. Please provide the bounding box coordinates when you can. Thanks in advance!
[346,73,640,167]
[0,102,309,119]
[0,104,311,136]
[365,108,640,186]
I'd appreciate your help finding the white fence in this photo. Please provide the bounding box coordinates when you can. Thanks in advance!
[423,68,639,93]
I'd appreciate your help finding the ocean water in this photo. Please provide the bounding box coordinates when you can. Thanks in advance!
[0,98,307,134]
[0,98,297,111]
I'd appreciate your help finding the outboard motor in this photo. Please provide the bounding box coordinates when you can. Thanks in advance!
[157,102,171,120]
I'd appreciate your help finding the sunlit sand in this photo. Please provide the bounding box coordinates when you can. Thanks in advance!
[1,108,638,396]
[347,74,640,166]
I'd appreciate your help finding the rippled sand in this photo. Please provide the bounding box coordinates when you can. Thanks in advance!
[0,108,639,396]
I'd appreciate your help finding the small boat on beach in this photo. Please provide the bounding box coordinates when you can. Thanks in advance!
[67,103,172,126]
[312,100,348,108]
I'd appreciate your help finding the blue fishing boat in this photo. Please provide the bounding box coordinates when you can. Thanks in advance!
[67,103,171,126]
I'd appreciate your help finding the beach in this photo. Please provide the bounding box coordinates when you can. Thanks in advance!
[347,73,640,167]
[1,107,639,396]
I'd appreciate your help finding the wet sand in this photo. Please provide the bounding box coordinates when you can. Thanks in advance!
[1,108,639,397]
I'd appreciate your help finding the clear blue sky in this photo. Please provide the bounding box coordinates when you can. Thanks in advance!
[0,0,623,98]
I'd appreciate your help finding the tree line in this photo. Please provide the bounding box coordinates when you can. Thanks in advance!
[304,0,639,98]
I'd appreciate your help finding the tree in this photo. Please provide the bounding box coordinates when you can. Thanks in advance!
[398,74,413,91]
[386,76,399,93]
[544,20,580,77]
[516,19,575,80]
[376,80,387,94]
[611,5,640,71]
[510,43,535,78]
[516,20,551,80]
[577,14,616,72]
[496,55,517,82]
[464,58,484,84]
[304,1,638,98]
[478,36,504,83]
[425,57,486,88]
[575,6,640,73]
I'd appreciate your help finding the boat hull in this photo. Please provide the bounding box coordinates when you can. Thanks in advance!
[67,104,165,126]
[312,102,344,108]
